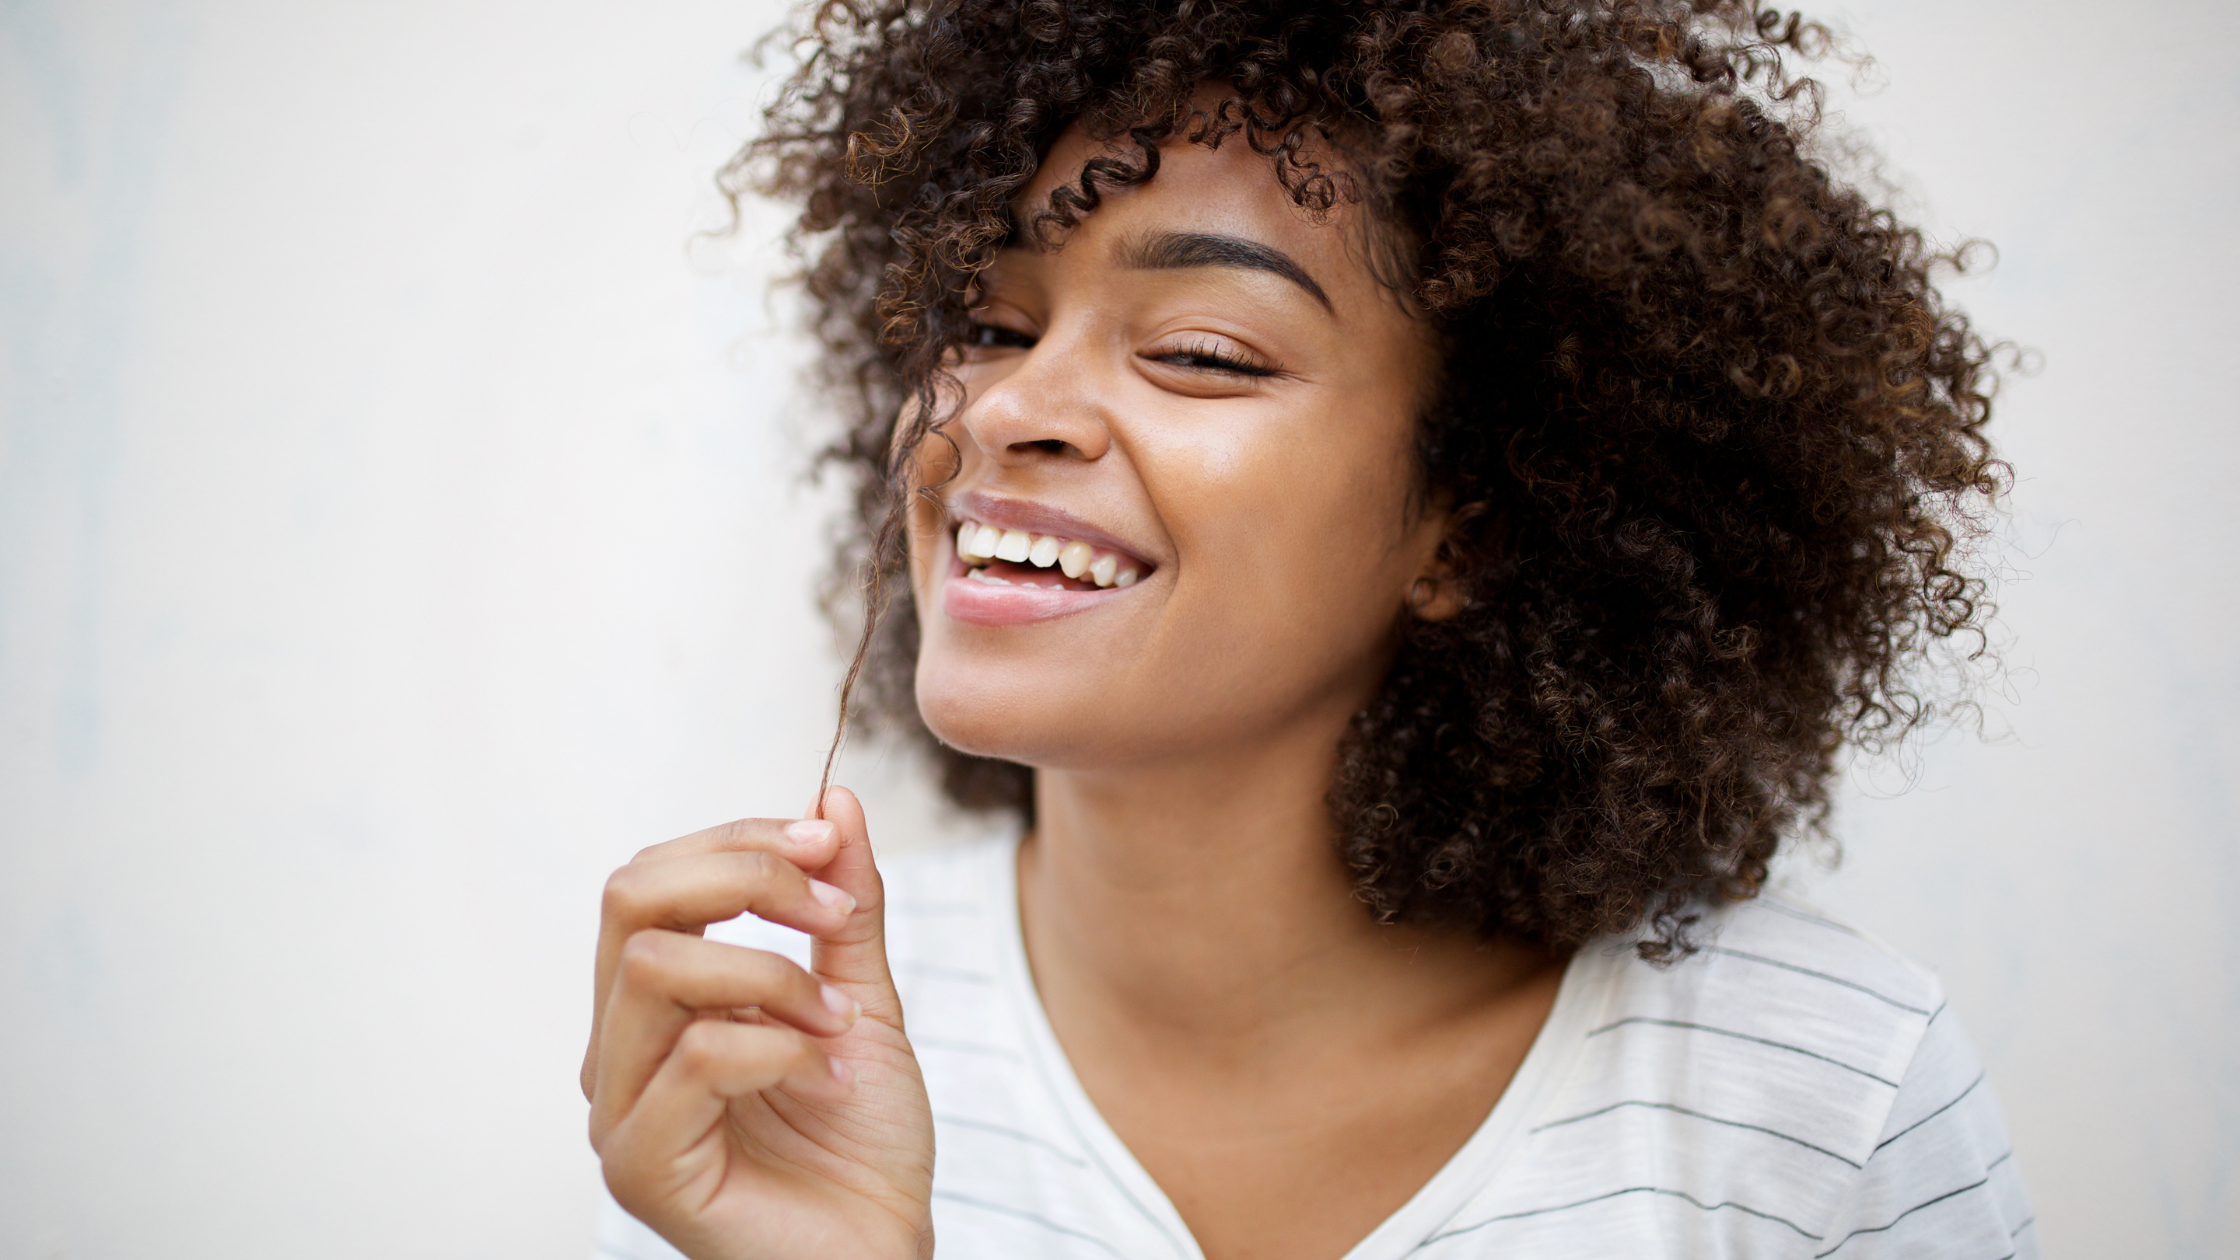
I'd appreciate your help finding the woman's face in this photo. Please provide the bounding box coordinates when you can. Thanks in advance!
[904,119,1448,774]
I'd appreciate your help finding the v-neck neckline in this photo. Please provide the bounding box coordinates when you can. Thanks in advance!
[981,836,1614,1260]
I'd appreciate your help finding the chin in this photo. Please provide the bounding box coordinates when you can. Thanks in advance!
[912,651,1120,770]
[915,659,1053,766]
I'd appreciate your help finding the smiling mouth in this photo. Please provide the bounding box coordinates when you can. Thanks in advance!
[952,518,1150,591]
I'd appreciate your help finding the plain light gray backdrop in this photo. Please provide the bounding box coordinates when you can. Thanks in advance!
[3,1,2235,1255]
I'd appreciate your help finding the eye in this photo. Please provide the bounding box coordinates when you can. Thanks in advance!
[1148,337,1278,378]
[964,322,1036,352]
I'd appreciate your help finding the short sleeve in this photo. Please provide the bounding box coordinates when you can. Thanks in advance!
[1815,1004,2037,1259]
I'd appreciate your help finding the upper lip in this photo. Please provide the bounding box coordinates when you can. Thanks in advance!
[947,489,1156,568]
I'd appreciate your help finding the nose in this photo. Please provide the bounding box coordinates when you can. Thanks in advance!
[952,329,1114,466]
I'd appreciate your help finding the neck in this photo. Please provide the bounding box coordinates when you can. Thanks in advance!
[1017,710,1549,1052]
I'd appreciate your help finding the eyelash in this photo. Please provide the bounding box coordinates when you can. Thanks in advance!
[1153,337,1277,378]
[965,323,1035,351]
[963,322,1277,379]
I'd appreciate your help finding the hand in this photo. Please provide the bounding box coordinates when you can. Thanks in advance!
[584,786,934,1260]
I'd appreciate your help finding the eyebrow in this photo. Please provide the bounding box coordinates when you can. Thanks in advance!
[1115,230,1333,311]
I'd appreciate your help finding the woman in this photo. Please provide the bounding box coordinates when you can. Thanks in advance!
[583,2,2032,1256]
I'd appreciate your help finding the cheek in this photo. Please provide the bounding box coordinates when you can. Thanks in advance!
[1157,400,1417,582]
[1139,405,1422,671]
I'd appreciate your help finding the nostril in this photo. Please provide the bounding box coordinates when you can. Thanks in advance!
[1024,439,1068,455]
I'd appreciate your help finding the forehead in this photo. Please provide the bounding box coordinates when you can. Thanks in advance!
[1014,118,1378,298]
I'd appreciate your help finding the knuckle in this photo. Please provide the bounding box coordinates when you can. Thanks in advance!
[637,826,706,863]
[752,955,816,1010]
[712,818,770,848]
[616,930,670,986]
[672,1020,734,1076]
[600,865,647,920]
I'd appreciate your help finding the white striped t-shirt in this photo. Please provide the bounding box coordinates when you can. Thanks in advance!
[596,835,2036,1259]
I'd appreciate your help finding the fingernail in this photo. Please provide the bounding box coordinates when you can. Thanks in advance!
[829,1056,853,1085]
[821,983,860,1024]
[809,879,856,915]
[783,819,835,848]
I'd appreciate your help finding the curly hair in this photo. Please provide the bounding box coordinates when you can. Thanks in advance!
[727,0,2004,957]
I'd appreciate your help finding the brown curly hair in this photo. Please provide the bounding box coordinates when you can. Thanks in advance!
[728,0,2004,956]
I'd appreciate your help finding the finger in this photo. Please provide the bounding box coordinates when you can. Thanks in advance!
[586,817,844,1086]
[590,932,859,1140]
[602,845,855,941]
[631,931,861,1036]
[805,786,902,1015]
[629,814,844,870]
[590,846,856,1089]
[598,1020,850,1207]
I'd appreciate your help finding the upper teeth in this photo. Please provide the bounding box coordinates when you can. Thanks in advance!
[955,520,1142,589]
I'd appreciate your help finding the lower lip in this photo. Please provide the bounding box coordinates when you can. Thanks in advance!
[938,556,1140,626]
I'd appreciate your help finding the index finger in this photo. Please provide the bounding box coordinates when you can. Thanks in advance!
[627,815,842,870]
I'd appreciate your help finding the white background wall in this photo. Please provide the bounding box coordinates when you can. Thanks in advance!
[1,1,2232,1256]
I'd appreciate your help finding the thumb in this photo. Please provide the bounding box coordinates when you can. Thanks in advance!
[805,785,900,1016]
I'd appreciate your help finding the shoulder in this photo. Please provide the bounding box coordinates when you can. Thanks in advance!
[1424,896,2035,1256]
[1552,895,1952,1205]
[1591,894,1948,1105]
